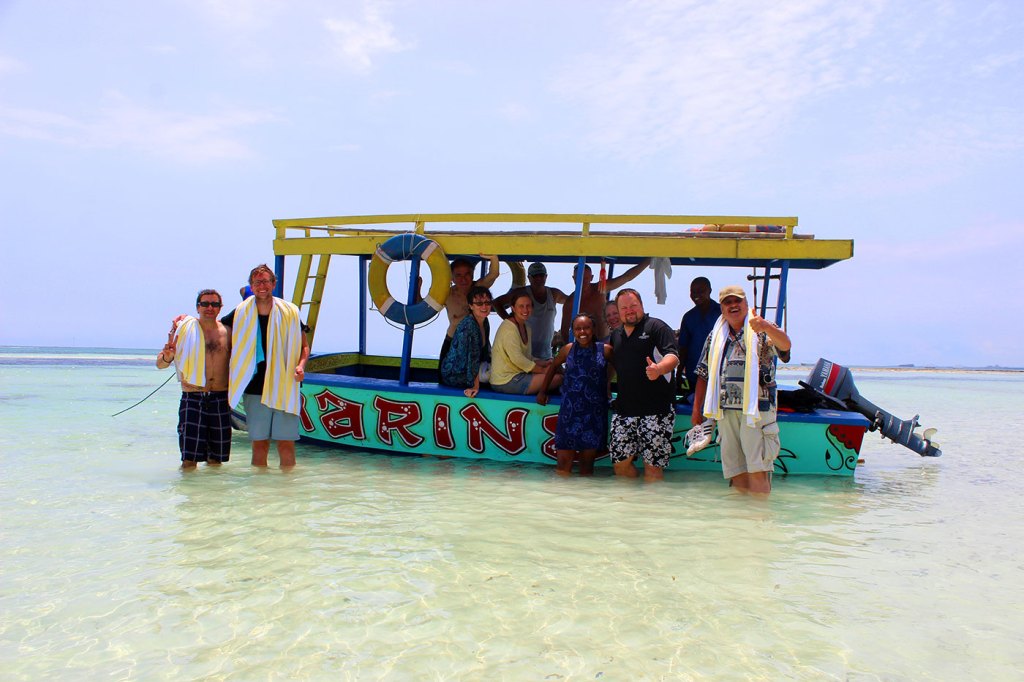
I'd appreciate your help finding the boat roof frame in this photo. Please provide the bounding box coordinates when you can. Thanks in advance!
[272,213,854,270]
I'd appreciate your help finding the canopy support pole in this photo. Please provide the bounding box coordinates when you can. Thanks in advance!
[569,256,587,342]
[399,256,422,385]
[359,255,368,356]
[274,255,285,299]
[776,261,790,327]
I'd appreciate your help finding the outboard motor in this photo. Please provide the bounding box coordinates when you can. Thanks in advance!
[801,359,941,457]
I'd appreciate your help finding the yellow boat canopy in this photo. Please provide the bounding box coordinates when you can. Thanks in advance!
[273,213,853,269]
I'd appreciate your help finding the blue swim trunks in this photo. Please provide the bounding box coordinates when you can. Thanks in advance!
[243,393,300,441]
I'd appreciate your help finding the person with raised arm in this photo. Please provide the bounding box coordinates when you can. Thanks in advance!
[438,255,501,370]
[559,259,651,342]
[157,289,232,469]
[691,285,791,495]
[493,262,568,360]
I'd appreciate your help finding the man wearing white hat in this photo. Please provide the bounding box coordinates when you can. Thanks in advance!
[691,285,791,495]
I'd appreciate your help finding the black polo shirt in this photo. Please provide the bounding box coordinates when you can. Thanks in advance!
[610,314,679,417]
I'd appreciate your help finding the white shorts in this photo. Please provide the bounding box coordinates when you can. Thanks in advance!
[718,410,780,479]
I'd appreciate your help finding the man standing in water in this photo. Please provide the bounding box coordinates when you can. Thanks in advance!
[157,289,232,468]
[677,276,720,402]
[608,289,679,481]
[221,265,309,468]
[692,285,791,495]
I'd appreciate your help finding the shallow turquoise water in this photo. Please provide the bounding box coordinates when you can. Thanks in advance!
[1,349,1022,680]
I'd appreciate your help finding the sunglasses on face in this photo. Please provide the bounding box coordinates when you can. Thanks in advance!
[198,301,223,308]
[471,300,492,307]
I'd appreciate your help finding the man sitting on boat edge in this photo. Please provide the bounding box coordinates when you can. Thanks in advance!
[438,254,501,373]
[157,289,232,469]
[493,261,569,360]
[560,259,651,343]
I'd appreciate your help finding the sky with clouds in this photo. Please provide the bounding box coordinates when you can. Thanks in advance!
[1,0,1021,367]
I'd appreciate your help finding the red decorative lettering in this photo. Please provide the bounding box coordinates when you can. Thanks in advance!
[299,393,315,432]
[459,405,529,455]
[315,389,365,440]
[433,404,455,450]
[540,413,559,459]
[372,396,424,447]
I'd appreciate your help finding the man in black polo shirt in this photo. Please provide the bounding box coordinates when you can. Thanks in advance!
[609,288,679,480]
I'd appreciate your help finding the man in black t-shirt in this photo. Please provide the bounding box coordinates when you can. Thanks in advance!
[608,289,679,481]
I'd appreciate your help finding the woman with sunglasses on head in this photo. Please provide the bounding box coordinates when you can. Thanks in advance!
[491,292,562,395]
[440,285,494,398]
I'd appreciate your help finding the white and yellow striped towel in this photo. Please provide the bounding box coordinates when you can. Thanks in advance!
[702,313,760,427]
[228,297,303,415]
[173,315,206,388]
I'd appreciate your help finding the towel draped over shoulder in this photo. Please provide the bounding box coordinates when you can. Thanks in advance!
[228,297,303,415]
[173,316,206,388]
[702,313,760,427]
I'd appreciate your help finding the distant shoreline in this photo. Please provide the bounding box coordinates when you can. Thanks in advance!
[782,364,1024,374]
[1,346,1021,373]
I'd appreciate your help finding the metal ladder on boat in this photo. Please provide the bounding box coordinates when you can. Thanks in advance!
[291,253,331,349]
[747,266,787,328]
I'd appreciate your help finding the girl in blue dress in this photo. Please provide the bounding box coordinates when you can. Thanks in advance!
[537,313,613,475]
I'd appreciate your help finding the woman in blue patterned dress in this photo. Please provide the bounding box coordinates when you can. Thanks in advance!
[537,313,613,475]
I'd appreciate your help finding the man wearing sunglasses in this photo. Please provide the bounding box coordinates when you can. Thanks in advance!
[157,289,232,468]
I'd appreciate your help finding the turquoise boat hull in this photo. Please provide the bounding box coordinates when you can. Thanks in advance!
[237,362,870,476]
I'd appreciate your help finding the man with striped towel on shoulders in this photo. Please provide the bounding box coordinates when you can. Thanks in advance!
[221,264,310,468]
[691,285,792,495]
[157,289,232,469]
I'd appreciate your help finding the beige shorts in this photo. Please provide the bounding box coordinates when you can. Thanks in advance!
[718,410,780,479]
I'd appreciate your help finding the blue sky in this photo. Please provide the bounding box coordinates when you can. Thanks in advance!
[1,0,1021,367]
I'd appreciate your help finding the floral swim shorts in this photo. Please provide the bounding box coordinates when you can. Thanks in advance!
[609,412,675,468]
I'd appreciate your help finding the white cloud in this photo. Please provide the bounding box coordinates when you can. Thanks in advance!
[0,93,274,164]
[191,0,291,31]
[497,101,534,123]
[552,0,1024,200]
[553,0,890,161]
[857,220,1024,262]
[972,50,1024,78]
[324,1,410,73]
[369,89,401,102]
[0,55,25,75]
[829,106,1024,197]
